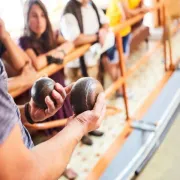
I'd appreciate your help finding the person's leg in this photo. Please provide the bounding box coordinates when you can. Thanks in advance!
[87,65,98,79]
[101,55,118,82]
[102,45,122,94]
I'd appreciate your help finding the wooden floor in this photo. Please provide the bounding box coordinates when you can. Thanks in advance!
[58,31,180,180]
[137,111,180,180]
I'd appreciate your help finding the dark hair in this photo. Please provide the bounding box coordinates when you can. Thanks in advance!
[25,0,56,53]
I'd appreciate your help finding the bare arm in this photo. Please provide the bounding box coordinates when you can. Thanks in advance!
[73,34,98,47]
[122,0,143,18]
[1,35,30,72]
[0,122,83,180]
[0,93,105,180]
[8,62,37,92]
[25,41,74,70]
[117,1,127,21]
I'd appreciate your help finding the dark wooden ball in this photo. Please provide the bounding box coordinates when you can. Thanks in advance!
[31,77,55,109]
[70,77,104,115]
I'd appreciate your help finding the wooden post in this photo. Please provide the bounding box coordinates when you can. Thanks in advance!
[116,34,130,121]
[162,3,168,71]
[162,4,174,70]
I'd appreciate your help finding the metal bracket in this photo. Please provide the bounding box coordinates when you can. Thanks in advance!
[131,121,156,132]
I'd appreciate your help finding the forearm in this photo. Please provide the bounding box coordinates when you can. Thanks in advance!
[32,120,84,179]
[0,122,83,180]
[2,35,30,71]
[8,76,25,92]
[56,41,74,55]
[101,24,109,31]
[73,34,98,46]
[129,8,142,16]
[34,55,48,70]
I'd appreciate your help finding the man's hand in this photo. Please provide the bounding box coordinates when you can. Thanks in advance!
[68,93,106,134]
[29,83,73,123]
[0,18,9,42]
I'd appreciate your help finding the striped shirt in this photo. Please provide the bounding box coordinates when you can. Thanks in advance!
[0,43,33,149]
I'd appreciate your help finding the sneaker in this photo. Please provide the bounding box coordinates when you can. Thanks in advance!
[63,168,78,180]
[116,89,134,99]
[88,130,104,137]
[81,135,93,146]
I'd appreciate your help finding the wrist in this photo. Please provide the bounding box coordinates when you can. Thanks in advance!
[46,55,63,65]
[66,119,86,141]
[1,32,10,43]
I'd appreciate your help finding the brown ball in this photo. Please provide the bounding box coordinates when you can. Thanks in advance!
[70,77,104,115]
[31,77,55,109]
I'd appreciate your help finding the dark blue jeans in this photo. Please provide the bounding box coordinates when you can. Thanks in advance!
[106,33,131,61]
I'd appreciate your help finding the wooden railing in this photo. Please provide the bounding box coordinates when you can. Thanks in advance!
[10,44,91,97]
[105,2,179,120]
[10,2,179,130]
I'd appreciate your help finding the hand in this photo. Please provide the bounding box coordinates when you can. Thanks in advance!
[29,83,73,122]
[141,7,151,13]
[0,18,9,42]
[98,28,108,46]
[52,50,65,60]
[68,93,106,134]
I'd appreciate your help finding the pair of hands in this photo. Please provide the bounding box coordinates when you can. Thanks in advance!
[28,82,106,133]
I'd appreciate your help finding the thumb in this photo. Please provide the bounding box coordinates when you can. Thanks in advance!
[64,83,75,95]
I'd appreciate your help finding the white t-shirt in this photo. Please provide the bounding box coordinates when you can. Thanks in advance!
[60,2,109,68]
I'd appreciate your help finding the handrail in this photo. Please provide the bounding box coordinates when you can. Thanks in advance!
[106,2,178,120]
[24,105,122,130]
[10,44,91,98]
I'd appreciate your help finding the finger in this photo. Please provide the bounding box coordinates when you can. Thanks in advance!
[93,92,105,114]
[54,83,66,99]
[51,89,64,107]
[41,73,48,77]
[97,103,106,126]
[64,83,75,95]
[45,96,56,114]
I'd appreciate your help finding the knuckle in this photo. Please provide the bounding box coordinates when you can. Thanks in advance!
[96,123,100,129]
[93,112,100,119]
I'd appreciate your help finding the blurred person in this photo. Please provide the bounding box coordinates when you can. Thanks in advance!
[106,0,131,97]
[61,0,117,145]
[19,0,74,130]
[122,0,150,30]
